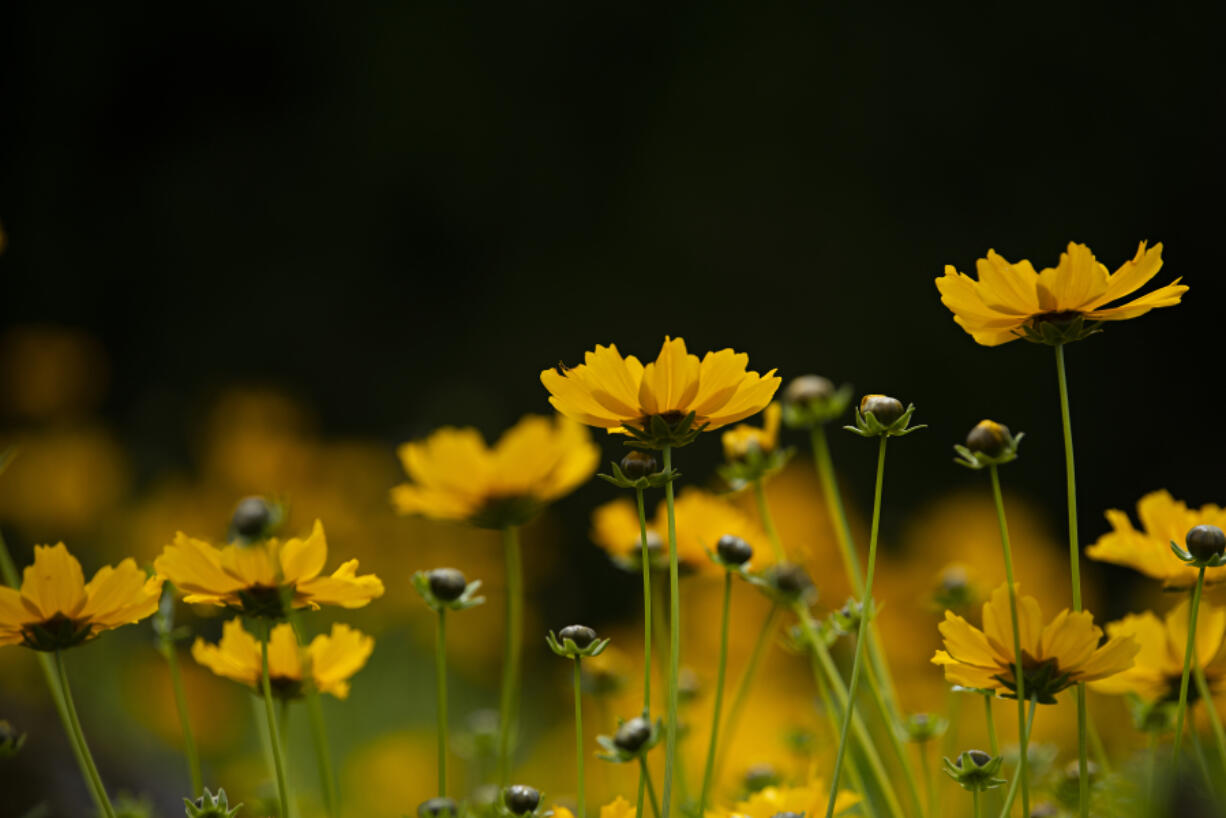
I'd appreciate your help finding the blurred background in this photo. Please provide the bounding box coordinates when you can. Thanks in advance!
[2,3,1224,816]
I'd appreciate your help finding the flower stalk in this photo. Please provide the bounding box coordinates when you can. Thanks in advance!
[436,606,449,796]
[573,657,587,818]
[54,650,117,818]
[660,445,681,818]
[1173,564,1207,762]
[259,624,293,818]
[498,525,524,787]
[697,570,733,818]
[713,603,778,785]
[160,629,203,796]
[634,485,653,818]
[752,478,785,562]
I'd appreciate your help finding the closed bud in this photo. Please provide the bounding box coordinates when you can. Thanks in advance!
[427,567,468,602]
[716,534,753,566]
[559,624,597,649]
[1185,525,1226,563]
[613,716,652,753]
[504,785,541,815]
[860,394,904,426]
[783,375,834,407]
[959,749,993,769]
[620,451,659,479]
[231,496,274,540]
[743,763,780,793]
[966,420,1011,458]
[770,562,813,599]
[678,668,701,703]
[419,797,459,818]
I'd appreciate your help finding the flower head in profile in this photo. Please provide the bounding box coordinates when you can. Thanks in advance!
[936,241,1185,346]
[0,544,163,650]
[932,583,1138,703]
[722,779,860,818]
[392,414,598,529]
[540,337,780,448]
[1091,598,1226,702]
[192,618,373,699]
[1086,490,1226,590]
[154,519,384,619]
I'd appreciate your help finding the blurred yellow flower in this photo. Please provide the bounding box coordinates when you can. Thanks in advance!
[932,584,1138,702]
[1091,598,1226,702]
[0,543,162,649]
[936,241,1185,346]
[154,519,384,617]
[724,779,859,818]
[540,337,780,435]
[1086,490,1226,589]
[192,618,373,699]
[599,795,635,818]
[721,403,781,460]
[391,414,598,528]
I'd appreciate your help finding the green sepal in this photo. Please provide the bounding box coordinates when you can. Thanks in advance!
[844,403,926,439]
[900,712,949,744]
[1127,693,1179,733]
[546,631,611,659]
[411,572,486,612]
[621,412,708,450]
[992,656,1073,704]
[1016,314,1102,346]
[704,546,755,575]
[953,431,1025,470]
[781,382,855,430]
[21,614,93,651]
[234,584,295,620]
[717,446,794,489]
[1169,540,1226,568]
[184,788,243,818]
[597,460,679,490]
[468,496,543,530]
[942,750,1007,792]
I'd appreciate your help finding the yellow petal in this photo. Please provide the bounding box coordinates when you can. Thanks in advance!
[21,543,87,620]
[280,519,329,583]
[297,560,384,609]
[155,533,246,602]
[974,251,1041,314]
[1036,242,1109,312]
[1082,241,1165,310]
[267,623,303,680]
[309,623,374,699]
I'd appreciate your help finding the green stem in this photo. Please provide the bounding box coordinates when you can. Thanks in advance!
[661,445,680,818]
[573,658,586,818]
[634,486,653,818]
[808,651,873,817]
[713,604,779,784]
[1193,661,1226,777]
[826,436,888,818]
[863,652,924,818]
[698,571,733,817]
[752,478,786,562]
[640,756,662,818]
[162,635,203,796]
[1188,717,1214,793]
[1087,710,1111,775]
[498,525,524,787]
[919,743,934,818]
[1146,730,1158,806]
[289,615,338,817]
[1173,564,1207,763]
[436,607,449,796]
[987,465,1028,817]
[54,651,116,818]
[997,697,1037,818]
[260,626,292,817]
[983,694,998,758]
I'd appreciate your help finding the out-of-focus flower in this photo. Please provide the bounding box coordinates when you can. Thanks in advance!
[540,337,780,446]
[936,241,1185,346]
[1086,490,1226,589]
[1091,598,1226,702]
[722,779,860,818]
[0,543,162,649]
[123,653,243,752]
[721,404,782,460]
[342,732,440,816]
[392,415,598,529]
[932,584,1138,703]
[598,795,635,818]
[155,519,384,618]
[0,325,108,419]
[192,618,373,699]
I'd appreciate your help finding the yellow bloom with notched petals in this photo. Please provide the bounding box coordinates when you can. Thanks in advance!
[936,241,1185,346]
[540,337,780,437]
[932,584,1138,702]
[1091,598,1226,702]
[0,543,163,650]
[391,414,598,528]
[1086,490,1226,589]
[154,519,383,618]
[724,779,859,818]
[721,403,782,461]
[192,618,373,699]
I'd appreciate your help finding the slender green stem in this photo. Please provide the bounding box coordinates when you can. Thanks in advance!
[498,525,524,786]
[573,658,586,818]
[640,756,662,818]
[983,694,998,758]
[306,685,338,817]
[1086,710,1111,775]
[1173,565,1207,763]
[919,743,934,818]
[436,607,449,796]
[54,651,116,818]
[162,635,203,795]
[1188,717,1214,793]
[713,604,779,784]
[808,651,872,817]
[997,697,1037,818]
[826,436,888,818]
[1193,661,1226,776]
[698,571,733,817]
[661,445,680,818]
[987,465,1029,816]
[259,627,292,818]
[752,478,785,562]
[863,653,924,818]
[1146,730,1158,806]
[634,486,653,818]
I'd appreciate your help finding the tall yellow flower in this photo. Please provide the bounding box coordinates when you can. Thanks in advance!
[721,403,782,461]
[722,779,860,818]
[1091,599,1226,702]
[540,337,780,445]
[936,241,1185,346]
[0,543,163,650]
[931,584,1138,702]
[391,414,599,528]
[154,519,384,618]
[1086,490,1226,589]
[192,618,373,699]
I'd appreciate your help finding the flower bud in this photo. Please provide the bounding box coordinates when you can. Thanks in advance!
[1185,525,1226,563]
[743,762,780,793]
[613,716,652,753]
[418,797,459,818]
[427,567,468,602]
[559,624,597,649]
[678,668,701,703]
[620,451,659,479]
[231,496,274,540]
[185,788,242,818]
[768,812,804,818]
[783,375,834,407]
[716,534,753,566]
[770,562,813,599]
[860,394,904,426]
[965,420,1010,458]
[504,785,541,815]
[958,749,993,769]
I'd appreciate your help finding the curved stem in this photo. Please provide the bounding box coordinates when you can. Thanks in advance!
[752,478,785,562]
[661,445,680,818]
[640,756,662,818]
[826,436,888,818]
[634,486,653,818]
[162,637,203,796]
[1193,661,1226,777]
[808,650,872,817]
[498,525,524,786]
[436,607,449,796]
[997,697,1037,818]
[713,604,779,784]
[863,654,924,818]
[54,650,116,818]
[260,627,292,818]
[1173,565,1207,763]
[698,571,732,817]
[573,658,586,818]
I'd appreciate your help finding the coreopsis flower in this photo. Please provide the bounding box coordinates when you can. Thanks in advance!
[931,583,1138,703]
[723,779,860,818]
[1086,490,1226,589]
[936,241,1185,346]
[192,618,374,699]
[540,337,781,447]
[1090,598,1226,702]
[391,414,599,529]
[155,519,384,619]
[0,543,163,650]
[721,403,782,460]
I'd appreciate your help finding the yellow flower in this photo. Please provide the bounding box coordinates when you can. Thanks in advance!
[192,618,373,699]
[931,583,1138,702]
[154,519,384,618]
[0,543,162,650]
[721,403,782,461]
[391,414,599,528]
[936,241,1185,346]
[724,779,859,818]
[1091,598,1226,702]
[1086,490,1226,590]
[599,795,636,818]
[540,337,780,439]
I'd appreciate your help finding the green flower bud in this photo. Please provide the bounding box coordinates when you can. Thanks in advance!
[620,451,659,479]
[743,762,780,793]
[613,717,652,753]
[504,785,541,815]
[783,375,835,406]
[419,797,459,818]
[427,567,468,602]
[184,788,242,818]
[860,394,904,426]
[716,534,753,566]
[770,562,814,601]
[959,749,993,769]
[559,625,597,649]
[231,496,274,540]
[1186,525,1226,563]
[966,420,1011,458]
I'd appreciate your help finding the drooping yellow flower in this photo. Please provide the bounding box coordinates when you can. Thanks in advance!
[721,403,782,461]
[1091,598,1226,702]
[540,337,780,441]
[931,584,1138,702]
[1086,490,1226,589]
[154,519,384,618]
[0,543,163,650]
[192,618,374,699]
[936,241,1185,346]
[723,779,859,818]
[391,414,599,528]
